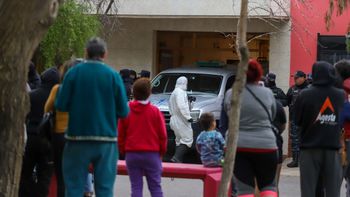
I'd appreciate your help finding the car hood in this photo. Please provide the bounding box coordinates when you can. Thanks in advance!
[150,93,218,111]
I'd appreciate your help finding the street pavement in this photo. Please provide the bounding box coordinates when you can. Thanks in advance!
[113,158,347,196]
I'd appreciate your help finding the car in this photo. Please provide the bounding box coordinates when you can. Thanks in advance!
[150,67,236,163]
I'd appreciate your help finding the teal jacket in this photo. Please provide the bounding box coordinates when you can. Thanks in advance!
[55,60,129,142]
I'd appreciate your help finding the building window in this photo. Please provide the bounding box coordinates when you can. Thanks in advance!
[317,33,350,64]
[156,31,270,73]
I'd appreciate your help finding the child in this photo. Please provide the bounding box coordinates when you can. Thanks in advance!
[118,78,167,197]
[196,112,225,167]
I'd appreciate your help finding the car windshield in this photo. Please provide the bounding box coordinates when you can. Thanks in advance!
[152,73,222,95]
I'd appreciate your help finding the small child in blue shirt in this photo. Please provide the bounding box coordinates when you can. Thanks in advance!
[196,112,225,167]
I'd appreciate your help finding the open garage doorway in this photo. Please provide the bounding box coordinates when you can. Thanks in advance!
[156,31,270,73]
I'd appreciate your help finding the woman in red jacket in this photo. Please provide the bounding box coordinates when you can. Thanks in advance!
[118,78,167,197]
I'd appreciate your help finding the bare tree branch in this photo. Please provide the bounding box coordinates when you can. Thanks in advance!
[76,0,120,39]
[324,0,349,31]
[96,0,104,14]
[104,0,115,14]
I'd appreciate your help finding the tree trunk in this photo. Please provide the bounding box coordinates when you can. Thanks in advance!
[0,1,60,196]
[218,0,250,196]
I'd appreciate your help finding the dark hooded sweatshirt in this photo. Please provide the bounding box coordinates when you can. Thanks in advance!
[28,62,41,90]
[120,69,133,99]
[295,61,344,150]
[26,67,60,134]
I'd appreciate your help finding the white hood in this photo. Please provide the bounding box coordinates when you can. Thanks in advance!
[175,76,188,91]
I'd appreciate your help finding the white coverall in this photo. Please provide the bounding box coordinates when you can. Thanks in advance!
[169,76,193,147]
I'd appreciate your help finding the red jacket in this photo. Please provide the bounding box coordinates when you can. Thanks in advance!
[344,121,350,140]
[118,101,167,155]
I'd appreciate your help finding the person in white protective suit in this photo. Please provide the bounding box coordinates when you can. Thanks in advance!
[169,76,193,163]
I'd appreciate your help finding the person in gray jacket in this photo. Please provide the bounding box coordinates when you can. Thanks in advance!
[224,60,277,197]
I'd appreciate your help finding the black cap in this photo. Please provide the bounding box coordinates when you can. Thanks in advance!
[294,70,306,78]
[120,69,130,78]
[266,73,276,81]
[139,70,150,78]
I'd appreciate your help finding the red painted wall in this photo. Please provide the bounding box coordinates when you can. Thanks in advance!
[290,0,350,85]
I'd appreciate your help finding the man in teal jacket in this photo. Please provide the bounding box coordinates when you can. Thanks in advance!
[55,37,129,197]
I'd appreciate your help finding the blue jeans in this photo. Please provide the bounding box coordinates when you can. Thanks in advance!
[125,152,163,197]
[62,141,118,197]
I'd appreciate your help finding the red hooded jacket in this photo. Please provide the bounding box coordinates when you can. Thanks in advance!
[118,101,167,155]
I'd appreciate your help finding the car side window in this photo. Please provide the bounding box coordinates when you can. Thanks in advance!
[152,74,180,94]
[152,75,167,94]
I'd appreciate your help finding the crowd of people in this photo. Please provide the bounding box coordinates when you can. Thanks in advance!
[20,35,350,197]
[20,37,150,197]
[160,59,350,197]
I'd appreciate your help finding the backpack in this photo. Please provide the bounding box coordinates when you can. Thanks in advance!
[37,112,55,141]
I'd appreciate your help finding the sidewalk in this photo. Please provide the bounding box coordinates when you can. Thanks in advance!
[279,157,300,196]
[280,158,300,177]
[114,158,346,196]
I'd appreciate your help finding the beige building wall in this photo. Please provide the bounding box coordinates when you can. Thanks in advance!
[105,17,291,78]
[269,21,291,93]
[117,0,289,17]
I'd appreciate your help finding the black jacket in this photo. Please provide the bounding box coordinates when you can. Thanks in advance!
[274,100,287,149]
[273,100,287,134]
[295,61,344,150]
[28,62,41,90]
[270,86,288,107]
[287,81,309,116]
[26,68,59,134]
[120,69,133,100]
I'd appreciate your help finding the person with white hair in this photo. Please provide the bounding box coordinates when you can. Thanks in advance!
[169,76,193,163]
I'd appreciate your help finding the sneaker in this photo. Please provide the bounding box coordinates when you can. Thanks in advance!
[83,192,93,197]
[170,157,180,163]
